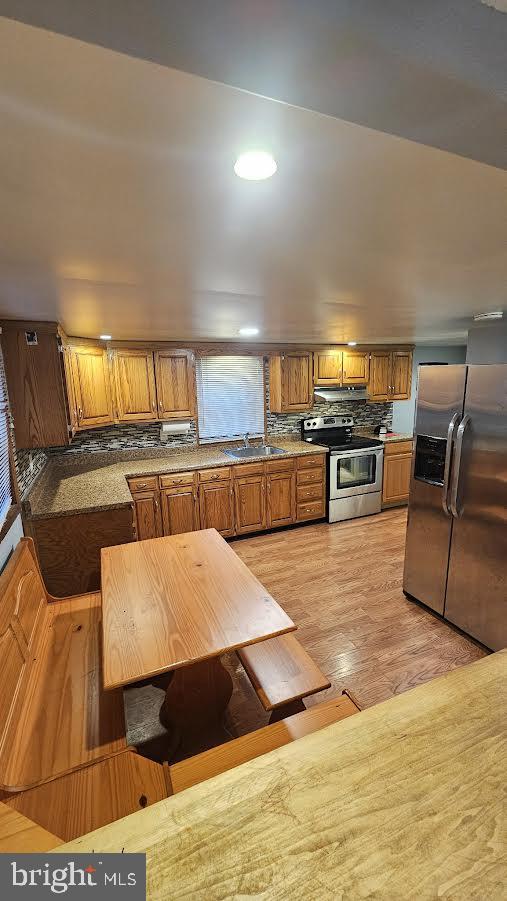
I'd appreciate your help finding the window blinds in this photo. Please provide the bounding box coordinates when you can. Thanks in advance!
[0,348,12,527]
[196,356,265,442]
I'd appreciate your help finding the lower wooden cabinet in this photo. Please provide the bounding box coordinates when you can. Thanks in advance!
[267,470,296,528]
[132,490,162,541]
[382,441,413,507]
[296,455,326,522]
[234,472,267,535]
[198,480,235,537]
[161,486,199,536]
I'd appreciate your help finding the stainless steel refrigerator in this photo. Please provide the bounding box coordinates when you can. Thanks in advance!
[403,362,507,650]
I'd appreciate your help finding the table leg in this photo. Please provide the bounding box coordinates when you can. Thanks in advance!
[159,657,234,752]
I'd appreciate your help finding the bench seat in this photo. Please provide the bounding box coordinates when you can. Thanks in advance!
[0,802,61,852]
[170,692,361,793]
[237,632,331,719]
[0,540,126,793]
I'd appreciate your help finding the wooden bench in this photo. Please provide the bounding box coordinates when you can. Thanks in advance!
[0,538,170,844]
[237,632,331,722]
[169,691,361,793]
[0,802,61,852]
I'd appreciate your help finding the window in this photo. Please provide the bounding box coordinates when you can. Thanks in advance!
[0,348,13,528]
[196,355,265,442]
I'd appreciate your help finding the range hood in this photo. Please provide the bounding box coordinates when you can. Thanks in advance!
[314,385,368,402]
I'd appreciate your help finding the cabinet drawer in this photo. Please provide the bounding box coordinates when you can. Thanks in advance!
[384,440,413,456]
[128,476,158,493]
[198,467,231,483]
[297,467,324,485]
[297,454,326,470]
[233,462,265,477]
[265,456,295,473]
[159,471,196,488]
[297,499,325,521]
[297,483,324,503]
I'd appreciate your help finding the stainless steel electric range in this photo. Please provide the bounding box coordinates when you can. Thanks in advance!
[301,416,384,522]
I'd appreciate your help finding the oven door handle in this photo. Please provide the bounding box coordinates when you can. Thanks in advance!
[441,413,461,517]
[332,447,383,460]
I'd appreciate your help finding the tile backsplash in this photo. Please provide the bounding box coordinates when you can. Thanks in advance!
[13,446,48,500]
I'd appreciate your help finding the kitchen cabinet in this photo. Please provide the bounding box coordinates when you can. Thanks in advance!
[155,350,195,420]
[70,344,115,428]
[342,350,369,385]
[266,469,295,528]
[161,485,199,535]
[112,348,157,422]
[234,469,267,535]
[313,350,343,386]
[368,350,412,402]
[198,476,235,537]
[131,489,163,540]
[296,455,326,522]
[269,353,313,412]
[382,441,413,507]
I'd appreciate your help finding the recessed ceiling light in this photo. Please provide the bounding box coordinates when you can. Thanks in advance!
[347,341,357,346]
[239,327,260,337]
[234,151,277,181]
[99,334,112,340]
[473,311,503,321]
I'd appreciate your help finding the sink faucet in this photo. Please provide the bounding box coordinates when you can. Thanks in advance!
[243,432,250,448]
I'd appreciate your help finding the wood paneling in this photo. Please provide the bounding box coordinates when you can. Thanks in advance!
[269,353,313,412]
[112,348,157,421]
[382,452,413,507]
[27,506,135,597]
[155,350,195,419]
[198,481,235,536]
[132,490,163,541]
[266,470,295,528]
[101,529,295,690]
[238,632,331,711]
[1,324,70,448]
[70,344,114,428]
[234,473,266,535]
[161,485,199,535]
[342,350,369,384]
[390,351,413,400]
[0,802,61,851]
[313,350,342,386]
[170,693,360,793]
[5,750,168,843]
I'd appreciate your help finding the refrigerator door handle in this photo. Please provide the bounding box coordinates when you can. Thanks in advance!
[449,414,471,518]
[442,413,461,516]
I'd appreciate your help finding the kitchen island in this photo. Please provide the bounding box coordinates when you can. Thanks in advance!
[58,651,505,900]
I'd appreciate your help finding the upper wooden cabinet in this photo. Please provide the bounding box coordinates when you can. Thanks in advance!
[313,350,342,386]
[269,352,313,412]
[155,350,195,420]
[70,345,115,429]
[342,350,369,385]
[112,348,157,422]
[368,350,412,402]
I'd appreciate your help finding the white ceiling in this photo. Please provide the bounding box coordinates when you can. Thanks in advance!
[0,17,505,345]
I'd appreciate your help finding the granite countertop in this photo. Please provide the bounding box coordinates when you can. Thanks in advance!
[357,429,413,443]
[25,439,329,520]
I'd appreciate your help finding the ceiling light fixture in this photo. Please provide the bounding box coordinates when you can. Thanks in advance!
[234,151,277,181]
[473,311,503,321]
[347,341,357,346]
[99,334,112,340]
[239,327,260,337]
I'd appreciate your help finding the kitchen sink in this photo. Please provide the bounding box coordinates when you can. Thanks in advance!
[224,445,285,459]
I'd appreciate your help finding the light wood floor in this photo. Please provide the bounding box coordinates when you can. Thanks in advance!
[125,509,488,754]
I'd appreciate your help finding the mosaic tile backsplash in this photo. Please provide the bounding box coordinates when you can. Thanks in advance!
[13,446,48,500]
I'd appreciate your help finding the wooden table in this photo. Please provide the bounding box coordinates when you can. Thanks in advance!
[59,652,506,899]
[101,529,295,742]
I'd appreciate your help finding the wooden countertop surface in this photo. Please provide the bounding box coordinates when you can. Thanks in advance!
[58,651,506,900]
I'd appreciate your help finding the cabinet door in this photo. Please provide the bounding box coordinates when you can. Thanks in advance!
[71,345,114,428]
[155,350,195,419]
[342,351,369,385]
[368,351,391,402]
[267,470,295,528]
[282,353,313,411]
[132,490,163,541]
[161,486,199,536]
[234,474,266,535]
[112,348,157,421]
[199,481,235,537]
[62,345,78,436]
[390,351,412,400]
[382,453,412,506]
[313,351,342,386]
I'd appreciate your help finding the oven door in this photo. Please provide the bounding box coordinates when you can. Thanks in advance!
[330,447,383,498]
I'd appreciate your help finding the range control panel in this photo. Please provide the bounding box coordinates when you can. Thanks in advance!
[302,416,354,431]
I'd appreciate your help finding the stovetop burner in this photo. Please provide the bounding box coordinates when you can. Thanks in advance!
[301,415,383,452]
